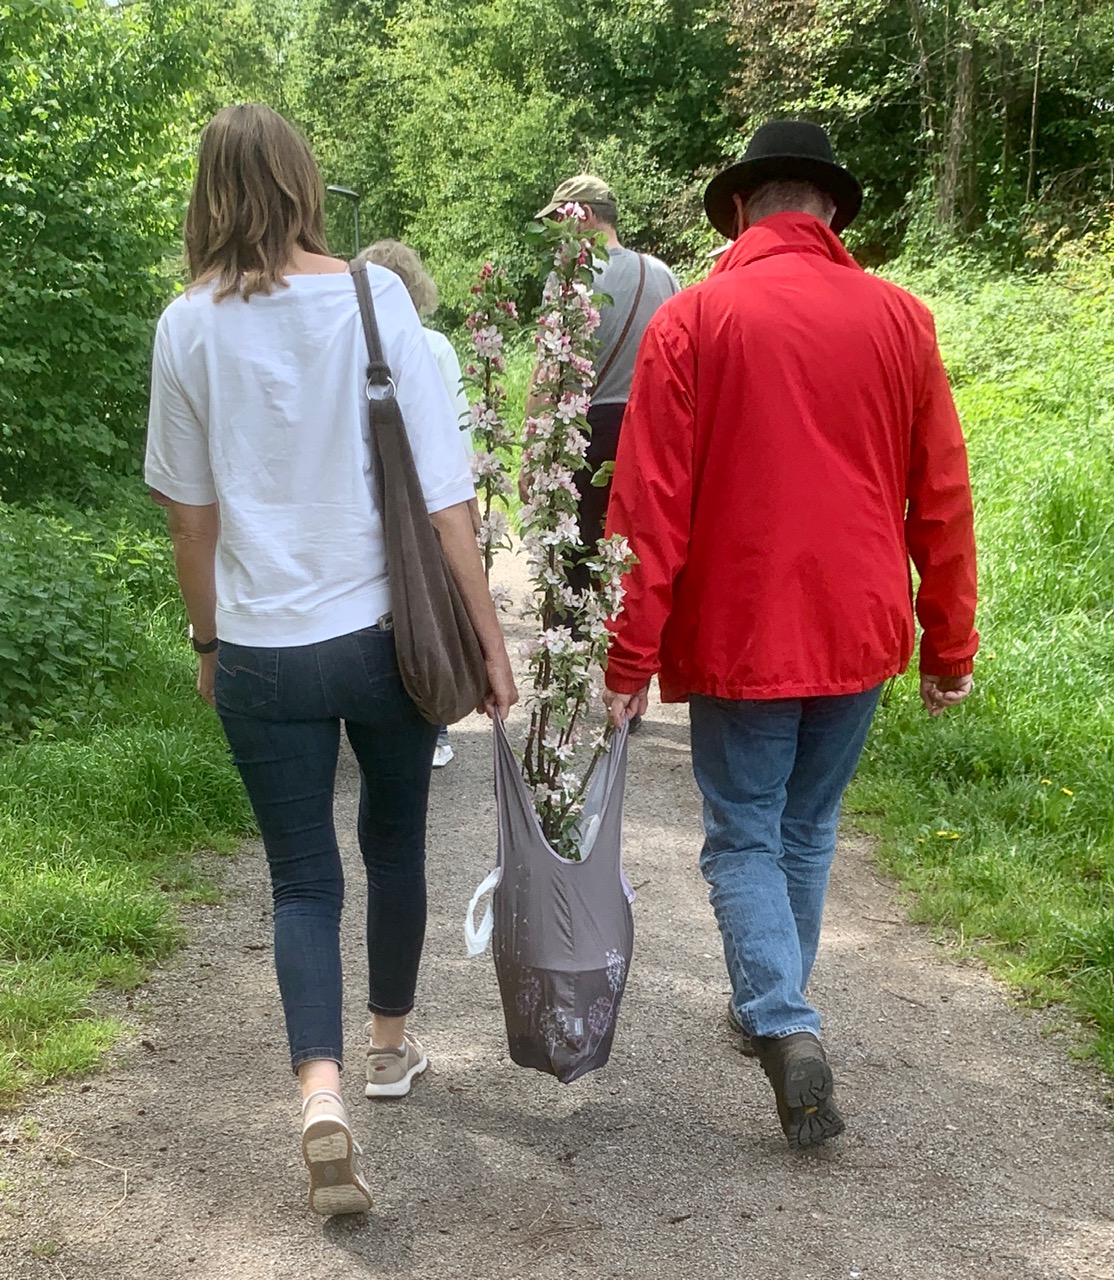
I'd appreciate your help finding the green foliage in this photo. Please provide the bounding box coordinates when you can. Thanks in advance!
[0,0,205,503]
[851,237,1114,1071]
[0,504,150,732]
[727,0,1114,260]
[181,0,1114,290]
[293,0,738,318]
[0,484,254,1102]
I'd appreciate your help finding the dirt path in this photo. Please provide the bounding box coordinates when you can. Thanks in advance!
[3,550,1112,1280]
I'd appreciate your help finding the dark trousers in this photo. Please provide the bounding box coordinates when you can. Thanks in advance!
[566,400,627,599]
[215,624,438,1071]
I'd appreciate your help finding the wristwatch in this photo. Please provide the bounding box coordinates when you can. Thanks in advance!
[188,624,218,654]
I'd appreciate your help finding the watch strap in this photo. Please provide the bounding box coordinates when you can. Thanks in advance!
[189,627,218,654]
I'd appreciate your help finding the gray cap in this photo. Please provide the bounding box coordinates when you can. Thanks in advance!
[536,173,616,220]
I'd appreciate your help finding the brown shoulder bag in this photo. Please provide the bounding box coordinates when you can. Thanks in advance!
[350,262,488,726]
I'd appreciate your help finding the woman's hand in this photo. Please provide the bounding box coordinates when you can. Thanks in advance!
[197,652,218,707]
[479,653,518,721]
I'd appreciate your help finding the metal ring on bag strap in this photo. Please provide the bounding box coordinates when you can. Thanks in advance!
[365,375,397,400]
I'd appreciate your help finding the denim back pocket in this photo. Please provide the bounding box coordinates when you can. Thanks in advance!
[215,643,279,713]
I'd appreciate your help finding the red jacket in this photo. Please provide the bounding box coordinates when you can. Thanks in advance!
[605,212,977,701]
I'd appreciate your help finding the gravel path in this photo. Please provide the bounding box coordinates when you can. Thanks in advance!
[2,551,1112,1280]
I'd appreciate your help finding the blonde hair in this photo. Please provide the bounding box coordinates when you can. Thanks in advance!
[185,104,331,302]
[356,239,438,316]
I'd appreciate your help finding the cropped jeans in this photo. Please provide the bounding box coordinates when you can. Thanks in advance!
[215,624,437,1072]
[689,688,882,1041]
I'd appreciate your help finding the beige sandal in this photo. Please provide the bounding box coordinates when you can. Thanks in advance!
[301,1089,373,1216]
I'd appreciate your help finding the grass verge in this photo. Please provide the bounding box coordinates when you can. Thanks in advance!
[849,248,1114,1074]
[0,497,253,1106]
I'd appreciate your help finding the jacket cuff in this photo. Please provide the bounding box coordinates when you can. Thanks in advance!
[919,655,975,678]
[605,668,654,695]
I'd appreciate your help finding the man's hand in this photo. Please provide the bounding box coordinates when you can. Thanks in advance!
[603,684,650,730]
[479,654,519,721]
[197,652,218,708]
[920,673,973,717]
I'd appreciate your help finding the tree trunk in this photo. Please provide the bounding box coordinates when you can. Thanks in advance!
[908,0,935,143]
[937,5,978,232]
[1026,3,1046,204]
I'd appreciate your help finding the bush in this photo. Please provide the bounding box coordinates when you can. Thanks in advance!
[0,505,146,731]
[0,0,205,503]
[852,243,1114,1071]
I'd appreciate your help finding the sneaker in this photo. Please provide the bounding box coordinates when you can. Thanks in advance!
[753,1031,844,1149]
[301,1089,373,1216]
[432,742,455,768]
[365,1033,428,1099]
[725,1001,757,1058]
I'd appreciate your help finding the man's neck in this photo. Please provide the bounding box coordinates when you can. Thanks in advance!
[602,230,622,250]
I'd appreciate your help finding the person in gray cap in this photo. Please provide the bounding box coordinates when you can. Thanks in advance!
[526,175,679,621]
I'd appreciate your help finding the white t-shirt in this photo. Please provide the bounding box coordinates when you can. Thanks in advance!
[423,326,474,458]
[145,268,475,647]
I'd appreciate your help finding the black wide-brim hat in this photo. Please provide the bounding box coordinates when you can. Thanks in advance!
[704,120,863,237]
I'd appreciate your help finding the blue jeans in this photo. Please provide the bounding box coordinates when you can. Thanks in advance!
[689,688,882,1041]
[215,625,438,1072]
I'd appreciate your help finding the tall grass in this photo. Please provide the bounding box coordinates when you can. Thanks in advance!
[0,499,253,1105]
[851,249,1114,1071]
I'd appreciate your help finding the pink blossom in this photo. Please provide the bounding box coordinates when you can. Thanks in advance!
[472,325,504,358]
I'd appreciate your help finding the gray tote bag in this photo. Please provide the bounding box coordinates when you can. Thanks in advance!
[466,718,635,1083]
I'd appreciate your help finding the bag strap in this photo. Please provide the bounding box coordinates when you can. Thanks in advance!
[595,252,646,391]
[349,261,394,392]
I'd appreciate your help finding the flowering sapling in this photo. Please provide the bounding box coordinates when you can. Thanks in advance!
[463,263,520,585]
[518,205,636,860]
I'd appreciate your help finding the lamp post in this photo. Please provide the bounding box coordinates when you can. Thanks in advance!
[326,184,361,259]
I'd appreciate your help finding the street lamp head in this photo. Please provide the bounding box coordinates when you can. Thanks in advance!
[325,185,362,258]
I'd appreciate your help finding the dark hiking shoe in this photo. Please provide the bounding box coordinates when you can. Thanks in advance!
[754,1031,844,1149]
[725,1001,757,1058]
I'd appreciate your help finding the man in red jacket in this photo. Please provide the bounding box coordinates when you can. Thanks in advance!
[603,121,977,1149]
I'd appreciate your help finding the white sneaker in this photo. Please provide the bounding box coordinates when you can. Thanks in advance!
[432,742,455,768]
[301,1089,373,1216]
[365,1033,429,1098]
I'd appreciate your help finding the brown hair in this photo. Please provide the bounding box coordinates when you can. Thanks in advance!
[184,104,331,302]
[584,201,619,231]
[355,239,439,316]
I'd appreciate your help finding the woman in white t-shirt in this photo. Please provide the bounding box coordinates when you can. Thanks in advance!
[145,104,516,1216]
[357,239,475,770]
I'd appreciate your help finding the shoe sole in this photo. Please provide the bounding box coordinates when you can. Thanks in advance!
[783,1055,844,1149]
[365,1051,429,1099]
[302,1116,372,1215]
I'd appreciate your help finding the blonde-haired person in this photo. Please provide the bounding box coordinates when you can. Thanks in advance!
[358,239,474,769]
[145,104,516,1215]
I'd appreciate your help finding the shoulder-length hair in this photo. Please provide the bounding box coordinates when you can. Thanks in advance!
[356,239,438,317]
[185,104,331,302]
